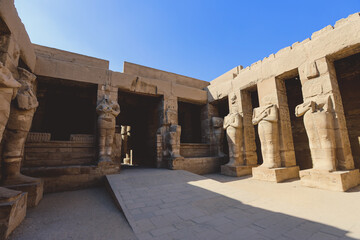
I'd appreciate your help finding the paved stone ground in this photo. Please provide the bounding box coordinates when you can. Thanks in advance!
[9,187,137,240]
[107,168,360,240]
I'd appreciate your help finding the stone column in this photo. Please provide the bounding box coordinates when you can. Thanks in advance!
[298,58,359,191]
[221,91,252,177]
[0,34,27,237]
[251,77,299,182]
[239,90,258,167]
[2,68,41,186]
[121,126,131,164]
[96,84,120,166]
[0,35,43,207]
[158,94,184,170]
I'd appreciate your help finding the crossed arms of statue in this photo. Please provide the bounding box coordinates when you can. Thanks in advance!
[252,104,278,125]
[223,113,241,129]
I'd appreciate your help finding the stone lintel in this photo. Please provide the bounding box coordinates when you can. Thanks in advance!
[252,166,300,183]
[221,165,254,177]
[300,169,360,192]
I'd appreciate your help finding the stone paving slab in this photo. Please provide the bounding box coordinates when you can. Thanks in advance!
[106,168,358,240]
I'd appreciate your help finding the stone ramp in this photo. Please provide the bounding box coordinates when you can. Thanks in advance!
[106,169,355,240]
[106,169,241,240]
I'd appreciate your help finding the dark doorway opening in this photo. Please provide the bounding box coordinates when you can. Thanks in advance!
[335,52,360,168]
[250,89,263,165]
[117,91,161,167]
[178,101,202,143]
[31,77,97,140]
[284,76,312,170]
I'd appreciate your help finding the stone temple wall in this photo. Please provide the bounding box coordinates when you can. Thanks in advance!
[0,0,360,197]
[207,13,360,191]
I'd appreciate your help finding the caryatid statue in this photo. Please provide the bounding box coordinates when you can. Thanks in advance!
[295,96,336,171]
[212,117,225,157]
[2,67,39,185]
[0,62,21,141]
[96,94,120,165]
[252,103,281,168]
[223,94,243,166]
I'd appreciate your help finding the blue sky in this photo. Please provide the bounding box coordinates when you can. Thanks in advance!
[15,0,360,81]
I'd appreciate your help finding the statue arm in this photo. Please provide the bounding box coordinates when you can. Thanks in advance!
[111,103,120,116]
[252,108,267,125]
[96,102,104,115]
[230,114,241,128]
[295,101,312,117]
[263,106,278,122]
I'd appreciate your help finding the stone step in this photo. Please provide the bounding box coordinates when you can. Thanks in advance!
[180,143,212,157]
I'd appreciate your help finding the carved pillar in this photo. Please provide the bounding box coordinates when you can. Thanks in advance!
[2,68,39,185]
[157,94,184,169]
[0,34,43,207]
[121,126,131,164]
[299,58,355,170]
[221,91,253,177]
[96,84,120,166]
[239,90,258,166]
[251,78,299,182]
[297,58,359,191]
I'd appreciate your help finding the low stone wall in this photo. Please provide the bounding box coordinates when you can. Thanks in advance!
[24,141,96,167]
[171,157,226,175]
[22,165,120,193]
[180,143,212,158]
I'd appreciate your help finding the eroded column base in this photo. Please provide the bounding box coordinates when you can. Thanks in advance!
[0,187,27,239]
[221,165,253,177]
[300,169,360,192]
[4,179,43,207]
[252,166,300,183]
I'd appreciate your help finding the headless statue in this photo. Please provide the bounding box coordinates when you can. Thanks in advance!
[96,94,120,165]
[252,104,281,168]
[295,96,336,171]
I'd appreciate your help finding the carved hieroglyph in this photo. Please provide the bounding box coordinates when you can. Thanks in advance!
[295,96,336,171]
[96,94,120,165]
[2,67,39,185]
[212,117,225,157]
[252,103,281,168]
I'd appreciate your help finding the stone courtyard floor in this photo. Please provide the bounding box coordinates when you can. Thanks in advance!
[9,168,360,240]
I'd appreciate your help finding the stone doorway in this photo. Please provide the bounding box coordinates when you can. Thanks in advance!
[31,77,98,141]
[178,101,202,143]
[334,52,360,169]
[284,76,312,170]
[117,90,162,167]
